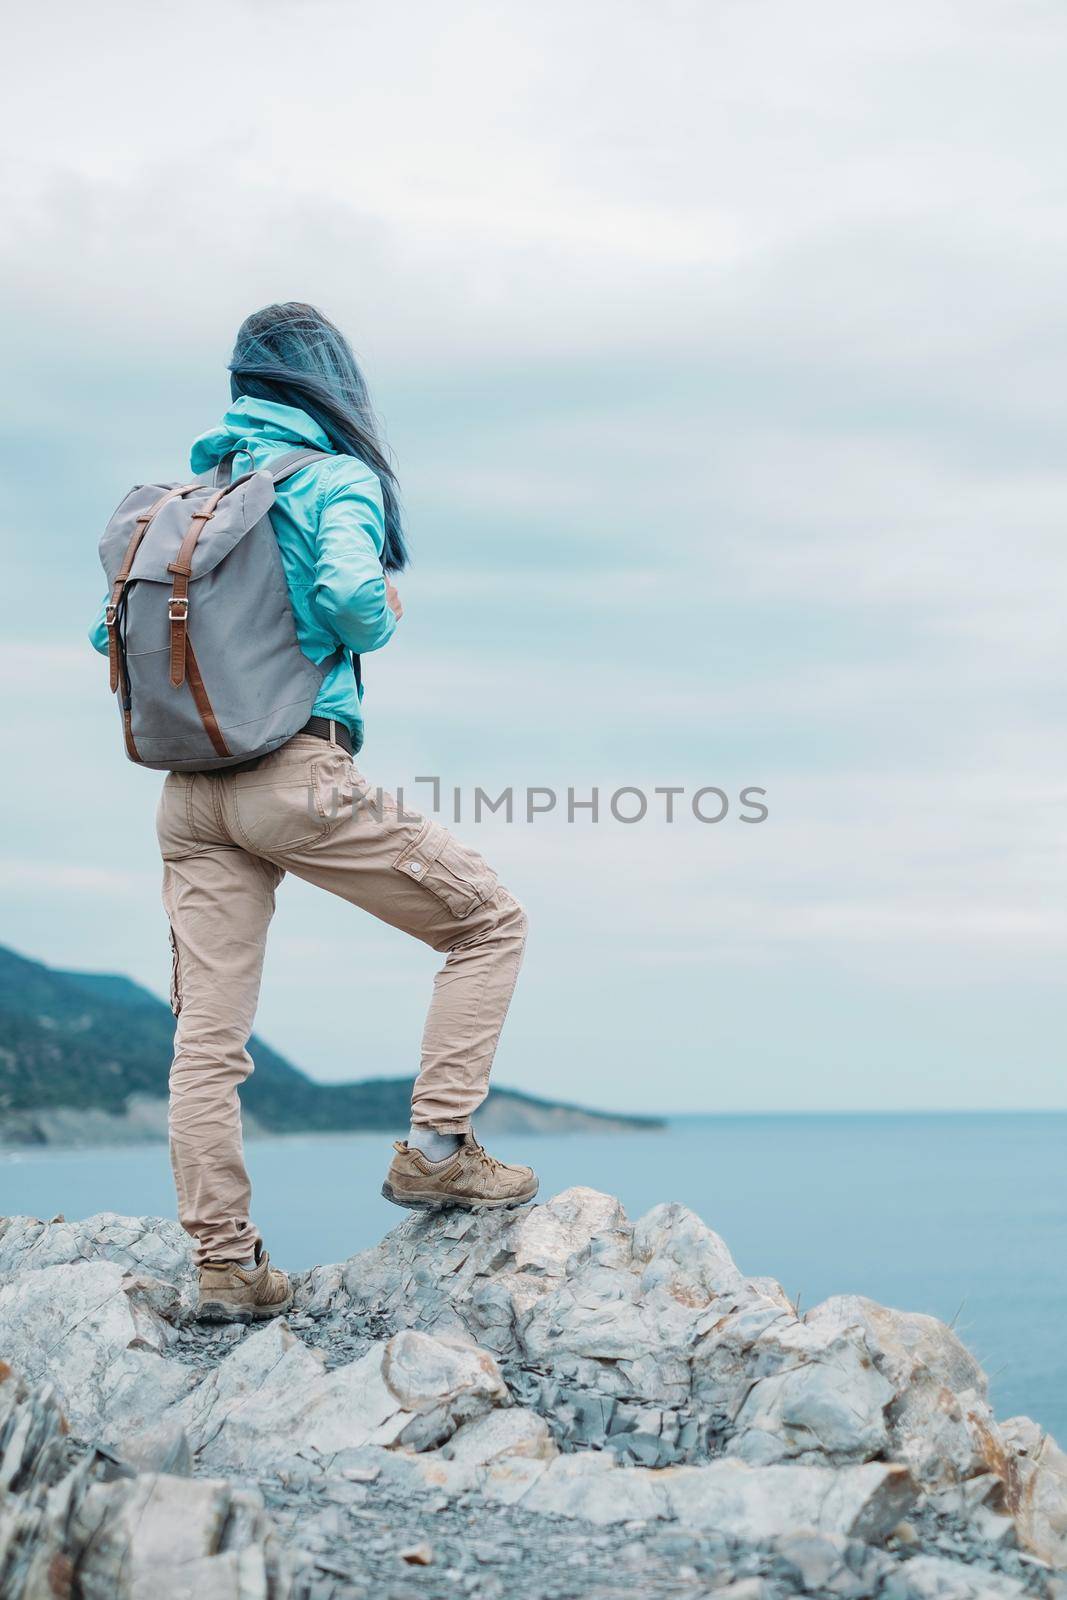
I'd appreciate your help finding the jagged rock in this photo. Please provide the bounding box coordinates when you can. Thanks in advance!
[804,1297,986,1398]
[441,1407,556,1467]
[297,1180,1060,1564]
[802,1296,1002,1488]
[305,1188,795,1464]
[881,1553,1025,1598]
[383,1326,509,1450]
[518,1449,664,1522]
[998,1416,1067,1567]
[0,1259,193,1441]
[0,1364,71,1493]
[0,1197,1063,1594]
[0,1212,194,1302]
[772,1529,895,1597]
[0,1368,288,1599]
[170,1320,508,1472]
[70,1473,290,1599]
[726,1323,895,1464]
[513,1453,916,1541]
[115,1418,194,1476]
[0,1368,81,1599]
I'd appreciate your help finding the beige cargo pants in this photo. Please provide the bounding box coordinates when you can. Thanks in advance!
[155,733,527,1264]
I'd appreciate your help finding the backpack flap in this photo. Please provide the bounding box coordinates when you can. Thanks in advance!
[99,482,178,586]
[134,474,277,583]
[99,449,329,587]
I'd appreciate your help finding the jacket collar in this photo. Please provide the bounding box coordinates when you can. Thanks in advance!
[190,396,333,471]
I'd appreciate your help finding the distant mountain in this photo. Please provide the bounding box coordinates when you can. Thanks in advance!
[0,943,662,1147]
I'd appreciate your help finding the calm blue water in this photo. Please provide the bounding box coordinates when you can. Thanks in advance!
[1,1113,1063,1442]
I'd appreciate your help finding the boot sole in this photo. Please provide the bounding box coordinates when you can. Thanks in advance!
[196,1293,294,1325]
[381,1180,539,1212]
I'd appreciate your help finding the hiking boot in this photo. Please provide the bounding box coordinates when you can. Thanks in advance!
[381,1131,539,1211]
[196,1243,293,1323]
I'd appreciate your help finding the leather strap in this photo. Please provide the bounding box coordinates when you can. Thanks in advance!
[106,483,198,693]
[171,450,331,687]
[121,703,140,763]
[184,637,230,758]
[166,486,228,687]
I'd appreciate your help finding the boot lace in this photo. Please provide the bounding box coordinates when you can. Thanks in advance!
[469,1136,510,1179]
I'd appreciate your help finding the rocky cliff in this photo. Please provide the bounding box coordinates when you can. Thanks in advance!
[0,1189,1063,1599]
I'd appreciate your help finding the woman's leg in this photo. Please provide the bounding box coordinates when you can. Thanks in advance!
[158,774,283,1265]
[410,884,528,1131]
[220,741,528,1133]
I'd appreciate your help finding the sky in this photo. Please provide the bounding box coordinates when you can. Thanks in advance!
[0,0,1064,1113]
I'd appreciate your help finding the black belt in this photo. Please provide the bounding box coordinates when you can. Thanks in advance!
[226,717,353,774]
[299,716,354,756]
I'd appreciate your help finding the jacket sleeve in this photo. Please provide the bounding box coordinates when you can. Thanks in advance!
[89,596,109,656]
[310,460,397,655]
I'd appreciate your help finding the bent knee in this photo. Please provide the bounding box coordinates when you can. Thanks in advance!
[496,887,528,941]
[483,886,527,952]
[439,886,527,953]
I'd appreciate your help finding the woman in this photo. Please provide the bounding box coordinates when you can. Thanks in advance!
[90,303,535,1323]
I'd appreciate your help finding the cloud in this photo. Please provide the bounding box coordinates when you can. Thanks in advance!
[1,0,1064,1109]
[0,861,148,895]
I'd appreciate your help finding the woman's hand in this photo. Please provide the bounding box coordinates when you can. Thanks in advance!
[385,574,403,621]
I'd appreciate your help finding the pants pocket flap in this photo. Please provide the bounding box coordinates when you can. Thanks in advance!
[392,820,498,918]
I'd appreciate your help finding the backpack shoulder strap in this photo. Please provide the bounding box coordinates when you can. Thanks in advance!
[213,448,333,488]
[270,448,333,484]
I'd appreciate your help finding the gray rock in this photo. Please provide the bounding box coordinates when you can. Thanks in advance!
[0,1211,194,1300]
[116,1418,194,1477]
[170,1321,508,1472]
[0,1367,290,1599]
[384,1327,510,1451]
[727,1330,894,1465]
[711,1583,776,1600]
[2,1196,1063,1588]
[441,1407,556,1467]
[512,1452,916,1541]
[0,1258,193,1441]
[71,1472,291,1599]
[998,1415,1067,1568]
[880,1553,1025,1599]
[0,1364,70,1493]
[520,1451,666,1524]
[670,1459,916,1544]
[800,1296,1003,1490]
[308,1187,796,1463]
[772,1529,896,1597]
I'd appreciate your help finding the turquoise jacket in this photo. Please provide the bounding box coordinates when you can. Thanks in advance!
[89,397,397,748]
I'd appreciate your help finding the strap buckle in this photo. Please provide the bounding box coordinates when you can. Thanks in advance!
[167,597,189,622]
[105,605,118,627]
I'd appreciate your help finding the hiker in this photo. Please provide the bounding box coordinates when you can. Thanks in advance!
[89,302,536,1322]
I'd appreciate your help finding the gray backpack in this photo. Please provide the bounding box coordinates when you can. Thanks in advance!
[99,449,344,771]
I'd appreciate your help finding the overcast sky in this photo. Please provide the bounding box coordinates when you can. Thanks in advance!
[1,0,1064,1112]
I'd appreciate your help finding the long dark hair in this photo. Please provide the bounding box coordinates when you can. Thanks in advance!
[229,302,409,572]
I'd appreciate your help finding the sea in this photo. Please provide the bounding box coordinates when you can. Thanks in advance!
[1,1112,1063,1443]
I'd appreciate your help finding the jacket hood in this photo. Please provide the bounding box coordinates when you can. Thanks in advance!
[190,397,334,472]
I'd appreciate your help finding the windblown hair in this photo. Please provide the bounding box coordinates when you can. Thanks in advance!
[229,302,409,572]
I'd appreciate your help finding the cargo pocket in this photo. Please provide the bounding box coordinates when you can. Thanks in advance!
[168,927,183,1017]
[392,820,498,919]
